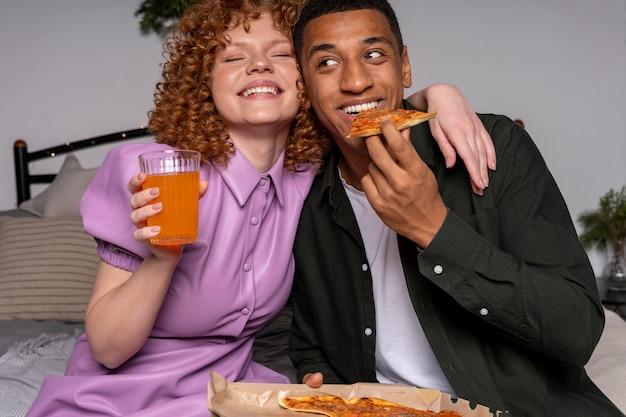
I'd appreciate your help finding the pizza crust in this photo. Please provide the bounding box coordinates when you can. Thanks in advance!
[346,108,437,138]
[279,395,345,416]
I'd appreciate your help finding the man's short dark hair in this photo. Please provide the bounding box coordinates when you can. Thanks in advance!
[293,0,404,61]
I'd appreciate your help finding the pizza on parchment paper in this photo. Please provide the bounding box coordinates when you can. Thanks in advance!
[346,108,437,138]
[279,394,463,417]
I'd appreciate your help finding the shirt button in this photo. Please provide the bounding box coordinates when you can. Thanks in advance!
[364,328,373,336]
[243,263,251,272]
[361,263,368,272]
[480,308,489,316]
[259,178,267,186]
[241,308,250,315]
[250,217,259,226]
[433,265,443,275]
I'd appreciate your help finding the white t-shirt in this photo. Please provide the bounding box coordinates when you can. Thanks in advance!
[342,174,455,394]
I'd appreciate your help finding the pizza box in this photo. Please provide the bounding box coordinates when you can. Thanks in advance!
[208,371,503,417]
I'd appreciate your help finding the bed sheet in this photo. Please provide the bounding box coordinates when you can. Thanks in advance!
[0,320,84,356]
[585,308,626,413]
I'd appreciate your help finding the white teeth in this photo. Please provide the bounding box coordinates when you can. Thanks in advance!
[342,101,378,115]
[241,86,278,97]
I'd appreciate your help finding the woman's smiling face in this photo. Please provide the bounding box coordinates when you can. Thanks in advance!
[211,13,301,132]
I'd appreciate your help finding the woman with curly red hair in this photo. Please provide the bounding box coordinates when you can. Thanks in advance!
[28,2,327,416]
[148,0,328,171]
[27,0,491,416]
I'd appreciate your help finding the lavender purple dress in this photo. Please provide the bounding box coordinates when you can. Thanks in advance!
[26,143,314,417]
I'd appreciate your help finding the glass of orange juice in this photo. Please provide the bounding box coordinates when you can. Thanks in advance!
[138,149,201,245]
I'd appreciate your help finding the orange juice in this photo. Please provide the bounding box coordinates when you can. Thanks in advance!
[144,171,199,245]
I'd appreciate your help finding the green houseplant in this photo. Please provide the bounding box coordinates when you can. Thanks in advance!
[578,186,626,288]
[135,0,196,36]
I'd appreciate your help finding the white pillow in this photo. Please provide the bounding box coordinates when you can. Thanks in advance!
[19,153,97,217]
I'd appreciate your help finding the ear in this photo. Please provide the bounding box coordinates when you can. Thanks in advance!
[296,76,305,92]
[401,45,412,89]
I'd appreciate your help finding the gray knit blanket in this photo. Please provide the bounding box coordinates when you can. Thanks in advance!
[0,331,79,417]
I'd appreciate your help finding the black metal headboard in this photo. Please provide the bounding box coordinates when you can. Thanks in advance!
[13,127,150,205]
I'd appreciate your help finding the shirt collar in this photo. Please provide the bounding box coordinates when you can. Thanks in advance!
[214,144,286,207]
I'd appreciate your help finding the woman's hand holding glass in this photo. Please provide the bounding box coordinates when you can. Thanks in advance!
[127,172,209,261]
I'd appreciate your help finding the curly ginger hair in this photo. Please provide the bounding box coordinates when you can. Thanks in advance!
[148,0,329,172]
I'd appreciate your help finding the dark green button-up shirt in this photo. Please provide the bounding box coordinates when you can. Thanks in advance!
[290,106,623,417]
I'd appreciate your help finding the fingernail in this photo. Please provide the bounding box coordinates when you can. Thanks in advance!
[445,157,454,168]
[149,187,159,196]
[490,160,496,170]
[150,226,161,234]
[152,202,162,210]
[483,177,489,188]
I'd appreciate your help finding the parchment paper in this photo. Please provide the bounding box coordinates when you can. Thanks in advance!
[207,371,498,417]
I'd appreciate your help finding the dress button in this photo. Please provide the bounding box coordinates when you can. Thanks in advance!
[433,265,443,275]
[251,217,259,226]
[241,308,250,315]
[480,308,489,316]
[361,263,368,272]
[243,263,251,272]
[364,328,373,336]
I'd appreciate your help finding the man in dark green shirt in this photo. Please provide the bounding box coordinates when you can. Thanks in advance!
[289,1,624,417]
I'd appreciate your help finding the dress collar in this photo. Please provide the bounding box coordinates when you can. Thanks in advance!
[213,144,286,207]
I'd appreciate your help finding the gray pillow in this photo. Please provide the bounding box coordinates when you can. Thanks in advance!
[0,216,99,322]
[19,153,97,217]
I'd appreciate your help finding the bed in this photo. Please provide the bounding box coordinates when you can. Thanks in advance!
[0,129,624,416]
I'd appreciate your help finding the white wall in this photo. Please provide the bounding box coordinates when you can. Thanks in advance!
[391,0,626,273]
[1,1,625,274]
[0,1,162,196]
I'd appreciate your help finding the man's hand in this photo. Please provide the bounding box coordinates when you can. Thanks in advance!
[361,118,447,248]
[303,372,324,388]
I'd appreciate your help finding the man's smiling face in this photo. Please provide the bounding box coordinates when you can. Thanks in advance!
[297,8,412,144]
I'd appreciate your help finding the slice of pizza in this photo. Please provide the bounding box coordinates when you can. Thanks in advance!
[279,394,462,417]
[347,397,438,416]
[346,108,437,138]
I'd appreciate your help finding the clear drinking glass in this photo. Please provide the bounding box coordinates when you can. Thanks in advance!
[138,149,201,245]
